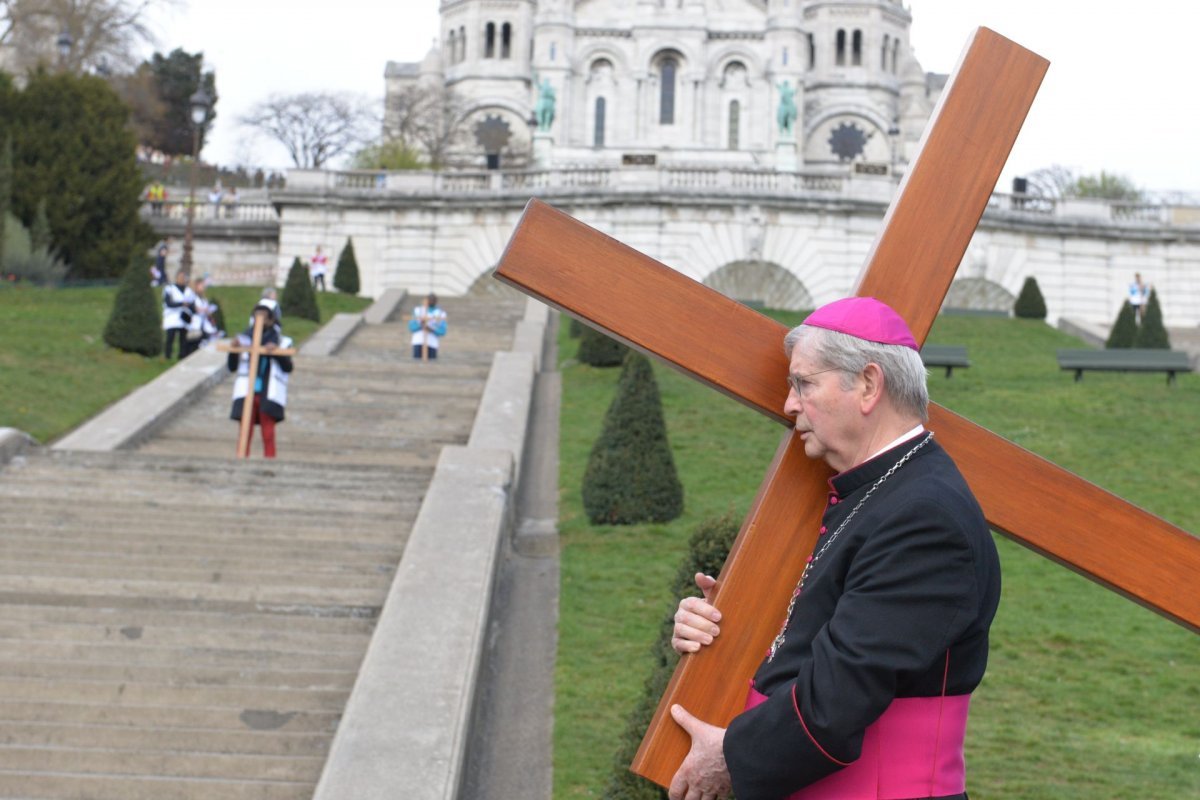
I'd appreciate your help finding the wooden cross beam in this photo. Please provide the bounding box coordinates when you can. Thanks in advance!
[494,28,1200,789]
[217,309,297,458]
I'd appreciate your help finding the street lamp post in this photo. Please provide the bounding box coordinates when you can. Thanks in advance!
[56,29,72,71]
[180,86,212,277]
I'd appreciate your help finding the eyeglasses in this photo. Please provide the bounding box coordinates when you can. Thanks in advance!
[786,367,842,398]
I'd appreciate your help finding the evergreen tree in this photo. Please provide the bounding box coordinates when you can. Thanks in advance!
[30,197,50,253]
[568,316,583,338]
[602,513,739,800]
[281,256,320,322]
[1013,276,1047,319]
[0,136,11,270]
[1133,289,1170,349]
[1105,302,1138,349]
[582,353,684,525]
[146,48,218,156]
[11,71,152,279]
[333,237,360,294]
[103,257,162,356]
[577,324,627,366]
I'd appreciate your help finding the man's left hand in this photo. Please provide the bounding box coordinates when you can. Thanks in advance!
[668,704,732,800]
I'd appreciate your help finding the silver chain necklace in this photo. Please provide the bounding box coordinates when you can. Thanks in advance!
[766,432,934,662]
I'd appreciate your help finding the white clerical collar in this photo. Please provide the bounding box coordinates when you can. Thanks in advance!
[866,424,926,464]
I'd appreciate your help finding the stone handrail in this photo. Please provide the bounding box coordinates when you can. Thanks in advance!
[140,200,279,223]
[281,167,1200,228]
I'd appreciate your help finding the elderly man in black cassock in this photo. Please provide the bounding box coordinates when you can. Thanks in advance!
[669,297,1000,800]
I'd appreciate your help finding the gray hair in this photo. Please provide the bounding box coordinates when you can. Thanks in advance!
[784,324,929,422]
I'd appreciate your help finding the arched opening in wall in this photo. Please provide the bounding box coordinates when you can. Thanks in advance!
[852,30,862,66]
[943,277,1015,312]
[468,269,526,299]
[808,33,816,69]
[501,23,512,59]
[458,26,466,62]
[656,53,680,124]
[728,99,740,149]
[881,34,889,69]
[703,260,814,312]
[484,22,496,59]
[594,97,606,147]
[892,39,900,73]
[836,29,846,66]
[446,29,457,63]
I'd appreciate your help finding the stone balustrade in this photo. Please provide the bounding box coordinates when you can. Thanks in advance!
[140,200,279,224]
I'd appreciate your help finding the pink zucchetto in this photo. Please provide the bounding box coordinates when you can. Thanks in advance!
[802,297,919,351]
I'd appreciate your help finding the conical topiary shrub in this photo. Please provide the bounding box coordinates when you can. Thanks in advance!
[333,237,360,295]
[281,256,320,322]
[1105,302,1138,349]
[1013,276,1047,319]
[601,513,739,800]
[577,324,627,366]
[1133,289,1170,349]
[103,257,162,356]
[582,352,684,525]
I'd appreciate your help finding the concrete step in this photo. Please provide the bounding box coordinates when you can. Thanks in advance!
[0,745,324,783]
[0,771,312,800]
[0,699,340,733]
[0,721,330,757]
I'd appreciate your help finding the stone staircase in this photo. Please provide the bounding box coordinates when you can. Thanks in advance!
[0,296,525,799]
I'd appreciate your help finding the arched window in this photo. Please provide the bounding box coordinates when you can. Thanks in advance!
[484,22,495,59]
[892,39,900,73]
[659,56,678,124]
[458,26,466,63]
[881,34,890,70]
[808,33,816,69]
[728,100,740,150]
[594,97,607,147]
[501,22,512,59]
[852,30,862,66]
[447,29,457,63]
[836,29,846,66]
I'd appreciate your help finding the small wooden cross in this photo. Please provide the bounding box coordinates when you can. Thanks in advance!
[495,28,1200,789]
[217,309,297,458]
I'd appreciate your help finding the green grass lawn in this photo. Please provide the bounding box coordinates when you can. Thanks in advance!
[0,284,372,444]
[554,314,1200,799]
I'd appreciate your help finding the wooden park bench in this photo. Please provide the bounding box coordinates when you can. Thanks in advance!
[1056,348,1194,385]
[921,344,971,377]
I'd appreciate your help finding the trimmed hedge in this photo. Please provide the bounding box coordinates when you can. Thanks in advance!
[578,323,627,366]
[334,237,360,295]
[1105,302,1138,349]
[1133,289,1170,349]
[582,352,684,525]
[281,256,320,322]
[103,257,162,357]
[1013,276,1047,319]
[601,513,740,800]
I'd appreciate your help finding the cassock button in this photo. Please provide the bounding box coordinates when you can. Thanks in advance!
[819,526,827,535]
[829,496,839,505]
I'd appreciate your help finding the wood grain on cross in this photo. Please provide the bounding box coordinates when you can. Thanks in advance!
[495,27,1200,789]
[217,309,296,458]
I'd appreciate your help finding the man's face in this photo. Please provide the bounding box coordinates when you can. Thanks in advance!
[784,345,862,472]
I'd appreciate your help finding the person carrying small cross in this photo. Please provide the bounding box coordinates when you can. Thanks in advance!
[408,293,448,360]
[668,297,1000,800]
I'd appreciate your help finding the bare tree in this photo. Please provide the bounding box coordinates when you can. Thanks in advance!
[0,0,176,74]
[385,81,469,170]
[240,91,377,169]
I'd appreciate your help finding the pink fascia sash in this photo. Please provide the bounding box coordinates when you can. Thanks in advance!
[744,684,969,800]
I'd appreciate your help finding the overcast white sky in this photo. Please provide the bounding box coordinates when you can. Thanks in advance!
[147,1,1199,194]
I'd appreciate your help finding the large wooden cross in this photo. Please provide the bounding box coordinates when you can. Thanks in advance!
[217,309,297,458]
[495,28,1200,789]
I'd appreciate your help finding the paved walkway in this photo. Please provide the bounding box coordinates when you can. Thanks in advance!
[0,296,526,799]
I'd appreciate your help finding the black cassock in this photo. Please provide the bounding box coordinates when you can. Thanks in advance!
[723,436,1000,800]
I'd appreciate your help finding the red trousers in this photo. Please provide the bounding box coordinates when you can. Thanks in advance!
[250,395,277,458]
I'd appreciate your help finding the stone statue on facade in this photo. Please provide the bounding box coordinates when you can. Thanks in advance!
[535,77,556,132]
[776,81,797,136]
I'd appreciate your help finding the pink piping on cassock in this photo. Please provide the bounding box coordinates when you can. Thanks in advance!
[744,679,969,799]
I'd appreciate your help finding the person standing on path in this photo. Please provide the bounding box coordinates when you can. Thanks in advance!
[309,246,329,292]
[227,300,293,459]
[161,270,196,361]
[408,293,448,360]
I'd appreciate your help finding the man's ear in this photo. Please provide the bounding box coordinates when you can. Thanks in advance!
[859,362,885,414]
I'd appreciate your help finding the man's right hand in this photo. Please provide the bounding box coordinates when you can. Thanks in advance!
[671,573,722,654]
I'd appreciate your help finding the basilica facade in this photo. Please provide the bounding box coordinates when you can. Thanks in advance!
[386,0,944,172]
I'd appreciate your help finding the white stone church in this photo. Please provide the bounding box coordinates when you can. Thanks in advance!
[386,0,944,174]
